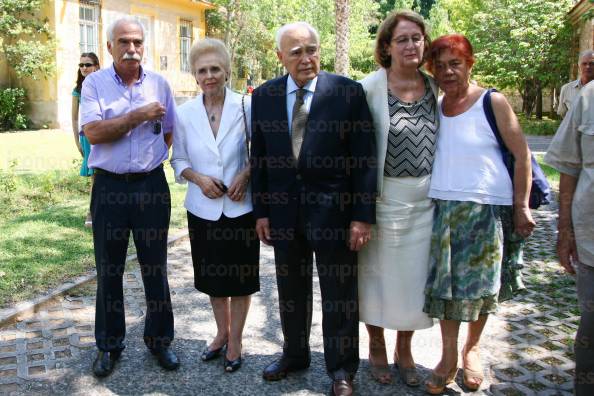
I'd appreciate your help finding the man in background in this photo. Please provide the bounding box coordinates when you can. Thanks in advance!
[557,50,594,118]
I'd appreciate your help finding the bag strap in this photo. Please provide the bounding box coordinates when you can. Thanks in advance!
[483,88,513,179]
[483,88,506,150]
[241,95,250,164]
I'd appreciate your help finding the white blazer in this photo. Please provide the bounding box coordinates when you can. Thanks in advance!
[171,88,252,221]
[359,68,439,199]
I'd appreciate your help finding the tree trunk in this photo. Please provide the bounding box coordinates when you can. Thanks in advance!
[334,0,350,76]
[550,87,556,119]
[523,79,537,118]
[535,80,542,120]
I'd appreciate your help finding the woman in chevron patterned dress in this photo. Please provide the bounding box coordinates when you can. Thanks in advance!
[423,34,535,394]
[358,10,439,387]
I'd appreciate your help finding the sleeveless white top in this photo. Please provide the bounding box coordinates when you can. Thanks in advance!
[429,90,513,205]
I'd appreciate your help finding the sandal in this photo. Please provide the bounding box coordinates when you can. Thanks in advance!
[394,354,421,387]
[425,366,458,395]
[368,355,393,384]
[462,347,484,391]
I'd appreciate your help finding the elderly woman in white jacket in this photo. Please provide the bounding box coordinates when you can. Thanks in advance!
[171,38,258,373]
[357,10,438,386]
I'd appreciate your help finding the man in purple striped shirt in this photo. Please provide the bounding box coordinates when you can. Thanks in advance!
[80,16,178,377]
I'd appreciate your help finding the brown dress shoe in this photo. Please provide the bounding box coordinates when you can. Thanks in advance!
[331,379,353,396]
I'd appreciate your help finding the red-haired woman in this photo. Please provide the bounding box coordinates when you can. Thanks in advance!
[423,34,535,393]
[72,52,100,227]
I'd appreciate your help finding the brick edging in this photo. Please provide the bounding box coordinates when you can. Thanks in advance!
[0,231,189,326]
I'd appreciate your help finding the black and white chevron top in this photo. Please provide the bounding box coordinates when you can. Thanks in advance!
[384,79,437,177]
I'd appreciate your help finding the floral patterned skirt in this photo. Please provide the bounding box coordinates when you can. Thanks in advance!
[423,200,525,322]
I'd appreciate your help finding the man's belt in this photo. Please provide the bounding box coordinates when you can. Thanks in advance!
[94,164,163,182]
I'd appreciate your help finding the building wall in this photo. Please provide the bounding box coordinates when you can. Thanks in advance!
[3,0,210,130]
[578,18,593,52]
[569,0,594,79]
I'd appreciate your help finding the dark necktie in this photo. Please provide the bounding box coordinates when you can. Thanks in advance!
[291,88,308,159]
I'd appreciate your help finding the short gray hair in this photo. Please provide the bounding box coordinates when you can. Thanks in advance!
[275,22,320,51]
[189,38,231,76]
[107,16,145,44]
[579,49,594,63]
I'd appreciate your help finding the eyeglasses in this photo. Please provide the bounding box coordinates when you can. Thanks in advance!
[79,63,95,68]
[391,35,424,47]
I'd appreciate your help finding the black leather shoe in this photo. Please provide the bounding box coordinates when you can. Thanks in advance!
[151,347,180,370]
[331,379,354,396]
[224,354,242,373]
[92,350,121,377]
[201,344,226,361]
[262,357,310,381]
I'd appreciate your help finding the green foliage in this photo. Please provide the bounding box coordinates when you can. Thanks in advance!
[0,0,55,80]
[427,0,454,38]
[0,87,29,130]
[414,0,436,18]
[468,0,573,90]
[206,0,379,80]
[517,113,560,136]
[0,160,18,195]
[40,172,55,200]
[430,0,574,117]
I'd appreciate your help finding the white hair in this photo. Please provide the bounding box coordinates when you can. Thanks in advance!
[578,49,594,63]
[275,22,320,50]
[107,16,145,43]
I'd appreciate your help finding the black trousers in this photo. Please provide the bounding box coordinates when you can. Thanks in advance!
[91,167,173,352]
[273,208,359,380]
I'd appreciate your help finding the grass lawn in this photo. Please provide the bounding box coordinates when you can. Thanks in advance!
[1,130,81,172]
[535,153,560,191]
[0,130,187,307]
[517,113,560,136]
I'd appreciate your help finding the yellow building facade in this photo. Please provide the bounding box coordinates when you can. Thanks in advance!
[0,0,213,129]
[568,0,594,78]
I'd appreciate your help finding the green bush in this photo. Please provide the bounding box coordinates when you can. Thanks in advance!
[517,113,560,136]
[0,88,29,131]
[0,160,18,195]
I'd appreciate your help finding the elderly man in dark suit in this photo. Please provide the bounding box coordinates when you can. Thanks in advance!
[250,21,376,396]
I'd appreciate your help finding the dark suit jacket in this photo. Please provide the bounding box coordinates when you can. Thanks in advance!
[250,71,377,250]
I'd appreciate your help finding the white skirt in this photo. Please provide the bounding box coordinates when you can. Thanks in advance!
[358,175,435,330]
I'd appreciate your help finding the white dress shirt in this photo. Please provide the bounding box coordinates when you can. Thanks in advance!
[171,88,252,221]
[286,75,317,134]
[557,79,583,118]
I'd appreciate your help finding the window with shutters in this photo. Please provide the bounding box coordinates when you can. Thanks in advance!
[79,1,100,54]
[180,20,193,73]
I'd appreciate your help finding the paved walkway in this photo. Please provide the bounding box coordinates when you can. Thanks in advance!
[0,195,578,395]
[526,136,553,154]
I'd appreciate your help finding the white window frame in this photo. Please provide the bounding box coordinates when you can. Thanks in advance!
[180,20,193,73]
[79,1,100,54]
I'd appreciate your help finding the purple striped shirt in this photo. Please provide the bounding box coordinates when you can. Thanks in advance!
[80,64,175,174]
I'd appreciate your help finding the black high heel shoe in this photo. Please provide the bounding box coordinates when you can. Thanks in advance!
[201,344,226,361]
[224,354,242,372]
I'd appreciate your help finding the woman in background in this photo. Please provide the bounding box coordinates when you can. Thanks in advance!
[71,52,100,227]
